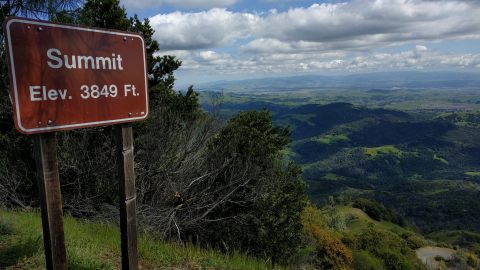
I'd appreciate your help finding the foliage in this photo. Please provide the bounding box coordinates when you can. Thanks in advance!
[352,250,385,270]
[301,205,326,229]
[447,251,480,269]
[428,230,480,257]
[301,206,353,270]
[303,223,353,269]
[0,209,281,270]
[193,110,306,265]
[352,198,405,226]
[355,227,426,270]
[400,231,428,250]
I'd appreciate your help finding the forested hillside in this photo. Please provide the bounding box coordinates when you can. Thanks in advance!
[200,88,480,269]
[204,91,480,231]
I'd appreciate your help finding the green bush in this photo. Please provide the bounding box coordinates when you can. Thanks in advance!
[198,110,307,265]
[352,250,385,270]
[353,198,404,225]
[401,232,427,249]
[302,206,353,270]
[356,228,426,270]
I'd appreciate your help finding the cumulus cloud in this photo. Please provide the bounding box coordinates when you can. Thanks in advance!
[258,0,480,45]
[150,8,258,50]
[415,45,428,51]
[121,0,237,10]
[162,48,480,76]
[150,0,480,52]
[148,0,480,75]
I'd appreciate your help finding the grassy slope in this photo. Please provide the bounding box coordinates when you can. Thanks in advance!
[339,206,414,236]
[0,209,277,270]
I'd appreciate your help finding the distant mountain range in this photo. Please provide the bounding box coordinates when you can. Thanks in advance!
[195,71,480,92]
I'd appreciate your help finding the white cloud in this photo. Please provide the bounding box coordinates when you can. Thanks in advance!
[121,0,237,10]
[150,8,259,50]
[415,45,428,51]
[258,0,480,48]
[147,0,480,76]
[165,48,480,76]
[150,0,480,52]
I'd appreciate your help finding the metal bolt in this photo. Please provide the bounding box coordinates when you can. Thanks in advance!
[27,26,31,30]
[47,120,53,125]
[38,121,42,125]
[37,27,43,32]
[123,36,127,41]
[128,113,132,117]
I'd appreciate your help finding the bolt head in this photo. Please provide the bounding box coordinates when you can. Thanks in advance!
[47,120,53,125]
[37,27,43,32]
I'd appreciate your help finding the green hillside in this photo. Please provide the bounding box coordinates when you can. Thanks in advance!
[210,100,480,234]
[0,209,277,270]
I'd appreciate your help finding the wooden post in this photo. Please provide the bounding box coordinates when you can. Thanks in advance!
[115,124,139,270]
[34,132,67,270]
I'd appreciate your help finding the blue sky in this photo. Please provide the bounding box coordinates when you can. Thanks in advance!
[120,0,480,86]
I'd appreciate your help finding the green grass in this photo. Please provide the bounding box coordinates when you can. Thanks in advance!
[338,206,414,237]
[0,209,279,270]
[285,113,317,126]
[465,171,480,176]
[364,145,403,158]
[427,230,480,254]
[317,134,350,144]
[433,153,449,165]
[323,173,339,181]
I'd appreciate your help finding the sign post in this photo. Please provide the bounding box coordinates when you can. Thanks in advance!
[34,133,67,270]
[3,17,149,270]
[116,124,139,270]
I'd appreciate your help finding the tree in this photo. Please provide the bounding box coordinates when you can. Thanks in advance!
[190,110,307,265]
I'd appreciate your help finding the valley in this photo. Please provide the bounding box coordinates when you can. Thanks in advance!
[199,72,480,262]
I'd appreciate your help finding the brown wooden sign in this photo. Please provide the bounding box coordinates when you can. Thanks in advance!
[3,17,149,134]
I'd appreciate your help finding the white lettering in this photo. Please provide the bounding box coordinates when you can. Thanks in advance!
[112,54,116,69]
[42,86,47,100]
[77,56,95,69]
[29,86,69,101]
[29,86,42,101]
[48,89,58,100]
[58,89,68,100]
[124,84,132,96]
[64,55,76,69]
[47,48,62,69]
[116,55,123,70]
[46,48,124,70]
[95,57,112,70]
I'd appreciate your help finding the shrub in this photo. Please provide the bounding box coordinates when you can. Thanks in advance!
[352,250,385,270]
[353,198,404,225]
[302,207,353,270]
[356,228,426,270]
[401,232,427,249]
